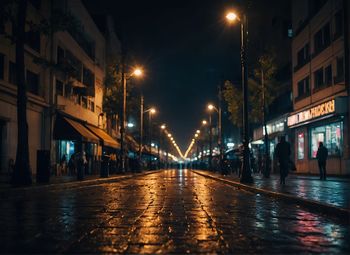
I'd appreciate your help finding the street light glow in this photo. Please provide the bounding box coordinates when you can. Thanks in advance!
[196,130,200,134]
[133,68,143,77]
[226,12,238,22]
[161,124,166,129]
[208,104,214,111]
[202,120,207,125]
[150,108,156,114]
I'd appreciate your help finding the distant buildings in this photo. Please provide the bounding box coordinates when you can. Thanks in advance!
[290,0,349,174]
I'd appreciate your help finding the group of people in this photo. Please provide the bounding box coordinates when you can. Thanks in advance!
[274,136,328,185]
[59,152,89,177]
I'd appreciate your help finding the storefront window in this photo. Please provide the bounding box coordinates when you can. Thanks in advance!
[310,121,343,158]
[297,132,305,159]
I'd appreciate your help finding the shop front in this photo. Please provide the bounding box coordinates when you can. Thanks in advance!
[288,97,349,175]
[53,114,100,176]
[252,114,291,173]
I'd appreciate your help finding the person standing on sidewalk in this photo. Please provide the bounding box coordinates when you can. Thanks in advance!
[274,136,291,185]
[316,142,328,180]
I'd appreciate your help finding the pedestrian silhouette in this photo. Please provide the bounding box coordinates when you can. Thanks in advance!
[316,142,328,180]
[274,136,291,185]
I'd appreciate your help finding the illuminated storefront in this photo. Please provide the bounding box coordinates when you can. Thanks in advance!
[252,114,291,173]
[288,97,349,175]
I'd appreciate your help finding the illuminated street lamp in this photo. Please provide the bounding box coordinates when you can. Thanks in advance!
[207,103,223,172]
[159,124,166,169]
[144,107,156,170]
[120,65,143,173]
[226,10,253,183]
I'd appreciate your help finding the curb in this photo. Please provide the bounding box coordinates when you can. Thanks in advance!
[192,170,350,220]
[0,170,159,193]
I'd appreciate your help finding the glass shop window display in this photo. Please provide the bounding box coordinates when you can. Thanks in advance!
[310,122,343,158]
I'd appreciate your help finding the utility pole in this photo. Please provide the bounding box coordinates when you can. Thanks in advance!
[119,49,127,173]
[139,95,144,164]
[262,68,270,178]
[209,113,212,170]
[240,14,253,183]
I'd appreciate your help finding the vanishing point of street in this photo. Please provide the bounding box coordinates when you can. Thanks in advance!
[1,169,349,254]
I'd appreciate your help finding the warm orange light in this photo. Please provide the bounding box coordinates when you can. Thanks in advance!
[208,104,215,111]
[202,120,207,125]
[150,108,156,114]
[133,68,143,77]
[196,130,200,134]
[195,134,199,138]
[161,124,166,129]
[226,12,238,22]
[168,133,172,137]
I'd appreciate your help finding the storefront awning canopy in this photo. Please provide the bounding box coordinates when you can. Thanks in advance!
[86,124,120,149]
[54,117,100,143]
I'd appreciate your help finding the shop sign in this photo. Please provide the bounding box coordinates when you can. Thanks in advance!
[287,99,335,127]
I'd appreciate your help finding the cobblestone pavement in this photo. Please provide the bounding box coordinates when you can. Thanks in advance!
[1,169,349,254]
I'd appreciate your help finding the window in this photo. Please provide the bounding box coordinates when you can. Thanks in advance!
[323,23,330,47]
[324,65,332,86]
[310,122,343,158]
[9,61,17,85]
[297,76,310,98]
[26,70,39,95]
[81,96,87,108]
[297,43,310,67]
[56,80,64,96]
[89,100,95,112]
[334,10,343,39]
[66,50,82,81]
[82,66,94,88]
[314,68,324,89]
[57,46,65,65]
[25,30,40,52]
[65,84,72,98]
[313,23,331,54]
[336,57,344,79]
[297,132,305,160]
[0,53,4,80]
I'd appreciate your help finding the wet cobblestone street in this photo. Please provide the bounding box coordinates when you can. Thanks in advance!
[1,169,349,254]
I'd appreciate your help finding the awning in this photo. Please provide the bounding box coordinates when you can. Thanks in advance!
[86,124,120,149]
[53,116,100,143]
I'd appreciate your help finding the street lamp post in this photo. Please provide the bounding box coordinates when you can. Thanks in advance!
[208,104,222,172]
[139,94,144,169]
[160,124,166,169]
[146,108,156,170]
[226,11,253,183]
[120,61,143,173]
[208,113,213,170]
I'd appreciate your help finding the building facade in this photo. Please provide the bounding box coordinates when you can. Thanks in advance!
[0,0,51,175]
[290,0,349,175]
[0,0,121,178]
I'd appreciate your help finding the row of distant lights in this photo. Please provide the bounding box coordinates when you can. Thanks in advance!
[161,124,183,161]
[184,103,217,159]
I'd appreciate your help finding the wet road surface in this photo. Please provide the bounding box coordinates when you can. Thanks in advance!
[1,169,349,254]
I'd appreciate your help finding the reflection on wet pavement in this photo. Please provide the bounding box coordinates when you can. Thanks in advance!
[0,169,349,254]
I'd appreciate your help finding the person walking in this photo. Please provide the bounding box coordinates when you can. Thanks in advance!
[316,142,328,180]
[274,136,291,185]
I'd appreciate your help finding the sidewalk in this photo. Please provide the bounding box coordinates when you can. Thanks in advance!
[193,170,350,218]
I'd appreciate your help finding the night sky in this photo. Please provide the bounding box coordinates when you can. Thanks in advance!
[84,0,283,152]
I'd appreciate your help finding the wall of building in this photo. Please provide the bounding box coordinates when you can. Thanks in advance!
[291,0,349,175]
